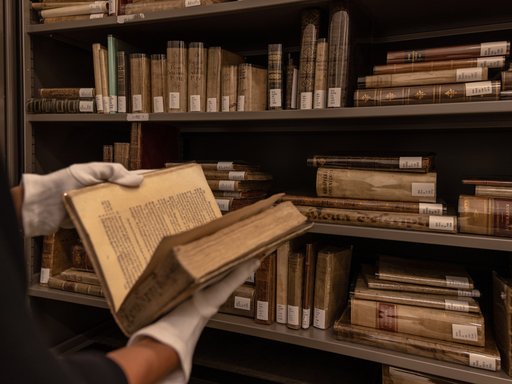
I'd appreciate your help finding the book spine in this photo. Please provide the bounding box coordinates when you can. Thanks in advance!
[275,241,290,324]
[301,241,317,329]
[284,54,298,109]
[458,195,512,237]
[92,43,104,113]
[475,185,512,198]
[188,42,207,112]
[40,2,108,18]
[267,43,283,110]
[99,45,110,113]
[221,64,238,112]
[327,3,350,108]
[219,284,255,318]
[26,98,95,113]
[255,252,276,325]
[313,38,328,109]
[48,276,104,297]
[166,40,188,112]
[237,64,267,112]
[298,8,320,110]
[113,142,131,170]
[60,269,101,285]
[354,81,501,107]
[286,251,304,329]
[117,50,130,113]
[103,144,114,162]
[150,53,167,113]
[38,87,95,99]
[107,35,118,113]
[307,154,433,172]
[130,53,151,113]
[206,47,222,112]
[502,70,512,91]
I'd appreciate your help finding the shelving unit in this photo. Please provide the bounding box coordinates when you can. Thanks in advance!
[21,0,512,383]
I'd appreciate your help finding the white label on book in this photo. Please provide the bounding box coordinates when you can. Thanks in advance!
[429,216,455,231]
[169,92,180,110]
[458,289,479,297]
[189,95,201,112]
[95,95,103,111]
[446,275,471,289]
[215,198,230,212]
[109,95,118,113]
[291,69,298,109]
[276,304,287,323]
[132,94,143,112]
[185,0,201,6]
[269,89,282,107]
[221,96,230,112]
[411,182,435,197]
[127,113,149,121]
[108,0,116,15]
[452,324,479,342]
[399,156,422,169]
[480,41,508,56]
[314,90,326,109]
[218,180,236,191]
[40,268,50,284]
[287,305,300,326]
[228,171,246,180]
[234,296,251,311]
[153,96,164,113]
[245,272,255,284]
[237,95,245,111]
[300,92,313,110]
[79,100,95,113]
[118,96,127,113]
[455,67,484,82]
[90,13,104,19]
[313,308,326,329]
[328,87,341,108]
[419,203,443,215]
[103,96,110,113]
[465,81,493,96]
[256,301,269,321]
[302,308,311,328]
[445,299,470,312]
[117,14,144,24]
[217,162,234,171]
[207,98,217,112]
[477,56,505,68]
[469,353,497,371]
[79,88,95,98]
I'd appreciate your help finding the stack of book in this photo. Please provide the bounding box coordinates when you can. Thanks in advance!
[283,153,458,233]
[354,40,510,107]
[334,255,502,372]
[26,87,96,114]
[31,1,110,24]
[458,176,512,237]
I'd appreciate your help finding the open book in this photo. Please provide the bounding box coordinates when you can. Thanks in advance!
[63,163,311,335]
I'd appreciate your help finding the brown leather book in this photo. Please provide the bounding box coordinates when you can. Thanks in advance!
[255,252,277,325]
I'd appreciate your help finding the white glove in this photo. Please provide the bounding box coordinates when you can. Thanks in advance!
[21,162,143,237]
[128,258,261,384]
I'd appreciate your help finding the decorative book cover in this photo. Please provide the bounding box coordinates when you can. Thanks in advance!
[237,63,267,112]
[129,53,151,113]
[458,194,512,237]
[188,42,207,112]
[313,38,328,109]
[286,251,304,329]
[150,54,167,113]
[26,98,95,113]
[492,271,512,375]
[267,43,283,110]
[166,40,188,112]
[255,252,276,325]
[297,8,320,110]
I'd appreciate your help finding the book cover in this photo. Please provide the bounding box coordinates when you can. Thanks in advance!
[38,87,95,99]
[382,365,470,383]
[63,165,311,335]
[60,267,101,286]
[475,185,512,198]
[207,179,272,193]
[286,250,304,329]
[255,251,277,325]
[117,50,130,113]
[166,40,188,112]
[92,43,105,113]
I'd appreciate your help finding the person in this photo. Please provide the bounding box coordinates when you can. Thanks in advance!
[1,161,259,384]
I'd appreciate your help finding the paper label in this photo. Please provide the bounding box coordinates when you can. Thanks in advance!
[276,304,287,324]
[79,88,95,98]
[377,303,398,332]
[189,95,201,112]
[207,97,217,112]
[40,268,50,284]
[245,272,255,284]
[327,87,341,107]
[419,203,443,215]
[95,95,103,111]
[300,92,313,109]
[429,216,455,231]
[228,171,246,180]
[215,198,230,212]
[127,113,149,121]
[313,308,326,329]
[445,299,470,312]
[221,96,230,112]
[314,90,326,109]
[218,180,236,191]
[90,13,104,19]
[117,14,144,24]
[477,56,505,68]
[302,308,311,328]
[269,89,282,108]
[480,41,509,56]
[102,96,110,113]
[452,324,478,342]
[458,289,479,297]
[469,353,497,371]
[79,100,95,113]
[287,305,300,326]
[118,96,126,113]
[237,95,245,111]
[153,96,164,113]
[256,301,269,321]
[446,275,471,289]
[217,162,234,171]
[399,156,422,169]
[465,81,493,96]
[169,92,180,110]
[411,182,435,197]
[234,296,251,311]
[185,0,201,6]
[132,94,143,112]
[456,67,484,82]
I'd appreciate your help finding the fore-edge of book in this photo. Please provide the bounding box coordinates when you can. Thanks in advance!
[63,164,311,335]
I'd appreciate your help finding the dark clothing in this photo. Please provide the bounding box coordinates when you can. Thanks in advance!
[0,168,127,384]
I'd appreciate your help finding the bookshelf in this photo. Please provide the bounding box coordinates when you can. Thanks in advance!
[21,0,512,383]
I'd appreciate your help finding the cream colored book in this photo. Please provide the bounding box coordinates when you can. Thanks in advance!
[166,40,188,112]
[237,63,267,112]
[63,164,311,335]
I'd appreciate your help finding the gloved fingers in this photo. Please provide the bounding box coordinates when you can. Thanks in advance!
[68,162,143,187]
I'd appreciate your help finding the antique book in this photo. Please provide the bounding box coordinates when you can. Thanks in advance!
[297,206,457,233]
[237,63,267,112]
[358,67,488,89]
[41,13,107,23]
[206,47,244,112]
[188,42,207,112]
[150,54,167,113]
[70,241,94,271]
[297,8,320,110]
[301,239,317,329]
[129,123,180,170]
[92,42,105,113]
[38,87,95,99]
[458,194,512,237]
[373,56,507,75]
[284,54,298,109]
[255,252,277,325]
[275,241,291,324]
[352,274,481,313]
[382,365,469,383]
[386,40,510,64]
[129,53,151,113]
[354,80,501,107]
[166,40,188,112]
[60,267,101,286]
[286,251,304,329]
[219,283,255,319]
[214,190,267,200]
[502,70,512,91]
[107,35,137,113]
[307,154,435,173]
[462,176,512,187]
[32,1,101,11]
[113,142,130,169]
[122,0,228,14]
[475,185,512,198]
[351,298,485,346]
[117,50,130,113]
[99,44,110,113]
[26,98,95,113]
[316,167,437,202]
[492,271,512,375]
[48,274,105,297]
[207,179,272,193]
[39,1,108,18]
[326,2,350,108]
[313,38,328,109]
[63,165,311,335]
[103,144,113,162]
[221,64,238,112]
[376,255,475,289]
[267,43,283,110]
[282,194,446,215]
[39,229,80,285]
[313,245,352,329]
[215,196,261,213]
[203,169,272,181]
[334,306,500,371]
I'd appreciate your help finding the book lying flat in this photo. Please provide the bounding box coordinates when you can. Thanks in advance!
[63,164,311,335]
[382,365,469,383]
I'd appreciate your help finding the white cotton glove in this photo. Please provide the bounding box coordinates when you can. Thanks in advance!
[21,162,144,237]
[128,258,261,384]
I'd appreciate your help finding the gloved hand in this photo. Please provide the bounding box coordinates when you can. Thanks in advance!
[21,162,143,237]
[128,258,261,384]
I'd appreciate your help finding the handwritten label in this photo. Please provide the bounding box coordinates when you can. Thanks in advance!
[185,0,201,6]
[118,96,127,113]
[218,180,236,191]
[458,289,479,297]
[207,97,217,112]
[79,100,95,113]
[217,162,234,171]
[269,89,282,108]
[237,95,245,111]
[90,13,104,19]
[456,67,484,82]
[452,324,479,342]
[287,305,300,326]
[245,272,255,284]
[429,216,455,231]
[446,275,471,289]
[276,304,287,323]
[117,14,144,24]
[215,198,230,212]
[221,96,230,112]
[153,96,164,113]
[302,308,311,328]
[469,353,497,371]
[314,90,326,109]
[327,87,341,107]
[126,113,149,121]
[228,171,246,180]
[256,301,269,321]
[300,91,313,109]
[399,156,422,169]
[445,299,470,312]
[465,81,493,96]
[102,96,110,113]
[132,94,143,112]
[411,182,435,197]
[480,41,509,56]
[79,88,95,98]
[234,296,251,311]
[169,92,180,110]
[313,308,326,329]
[109,95,118,113]
[477,56,505,68]
[419,203,443,215]
[189,95,201,112]
[40,268,50,284]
